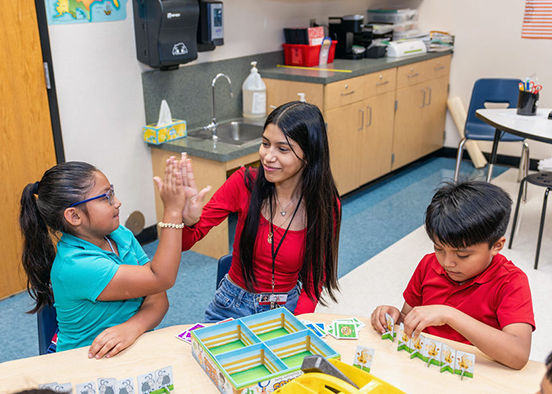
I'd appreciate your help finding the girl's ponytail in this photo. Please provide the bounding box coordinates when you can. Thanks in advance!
[19,162,98,313]
[20,182,56,313]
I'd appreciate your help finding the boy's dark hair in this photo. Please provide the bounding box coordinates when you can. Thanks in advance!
[425,180,512,249]
[546,351,552,382]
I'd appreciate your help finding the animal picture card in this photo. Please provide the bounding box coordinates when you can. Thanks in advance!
[353,346,375,373]
[115,378,135,394]
[39,383,59,390]
[76,381,97,394]
[154,366,174,391]
[410,335,426,361]
[454,350,475,379]
[138,372,157,394]
[396,323,412,353]
[97,378,116,394]
[422,338,442,368]
[381,313,395,341]
[333,320,358,339]
[440,343,456,374]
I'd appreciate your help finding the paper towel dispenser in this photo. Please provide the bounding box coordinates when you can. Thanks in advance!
[133,0,199,70]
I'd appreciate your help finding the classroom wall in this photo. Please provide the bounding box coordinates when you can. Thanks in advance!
[47,0,373,229]
[417,0,552,159]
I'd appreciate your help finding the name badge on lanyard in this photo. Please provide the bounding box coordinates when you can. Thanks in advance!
[258,293,288,306]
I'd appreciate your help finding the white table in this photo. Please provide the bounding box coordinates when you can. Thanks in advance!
[475,108,552,181]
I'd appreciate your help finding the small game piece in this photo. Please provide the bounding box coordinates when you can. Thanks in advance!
[116,378,135,394]
[155,366,174,391]
[410,335,426,361]
[440,343,456,374]
[422,338,442,368]
[396,323,412,353]
[76,381,97,394]
[334,320,358,339]
[301,355,359,389]
[38,383,58,391]
[381,313,395,341]
[454,350,475,380]
[353,346,375,373]
[138,372,157,394]
[97,378,116,394]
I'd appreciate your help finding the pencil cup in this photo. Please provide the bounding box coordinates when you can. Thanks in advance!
[517,90,539,116]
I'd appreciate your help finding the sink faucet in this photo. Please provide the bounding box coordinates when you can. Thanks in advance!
[204,73,233,140]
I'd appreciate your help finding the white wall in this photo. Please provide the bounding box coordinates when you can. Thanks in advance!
[418,0,552,159]
[48,0,372,228]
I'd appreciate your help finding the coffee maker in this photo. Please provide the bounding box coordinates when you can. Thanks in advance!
[328,15,364,59]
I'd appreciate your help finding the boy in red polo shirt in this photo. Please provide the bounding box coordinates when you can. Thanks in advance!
[371,180,535,369]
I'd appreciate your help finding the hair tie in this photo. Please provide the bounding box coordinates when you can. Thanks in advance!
[32,181,40,195]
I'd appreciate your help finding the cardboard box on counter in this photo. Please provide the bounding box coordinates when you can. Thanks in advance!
[143,119,187,145]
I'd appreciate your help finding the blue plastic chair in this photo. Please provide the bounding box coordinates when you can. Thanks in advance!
[37,304,58,355]
[216,254,233,289]
[454,78,529,182]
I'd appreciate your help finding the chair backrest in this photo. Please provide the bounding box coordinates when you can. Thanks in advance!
[216,254,233,289]
[465,78,522,139]
[37,304,58,355]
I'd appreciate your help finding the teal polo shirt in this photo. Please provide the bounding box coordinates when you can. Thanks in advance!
[51,225,150,351]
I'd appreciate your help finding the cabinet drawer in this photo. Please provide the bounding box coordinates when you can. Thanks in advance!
[426,55,451,79]
[363,68,397,99]
[396,61,430,89]
[324,76,365,111]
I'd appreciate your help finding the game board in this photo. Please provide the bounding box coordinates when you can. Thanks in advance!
[191,308,340,394]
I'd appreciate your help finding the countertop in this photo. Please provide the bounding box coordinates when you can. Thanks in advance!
[149,51,452,162]
[261,50,452,84]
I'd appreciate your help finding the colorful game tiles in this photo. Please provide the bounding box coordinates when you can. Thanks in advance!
[191,308,340,394]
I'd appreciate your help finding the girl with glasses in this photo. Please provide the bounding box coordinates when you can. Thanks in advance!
[179,101,342,322]
[20,156,188,358]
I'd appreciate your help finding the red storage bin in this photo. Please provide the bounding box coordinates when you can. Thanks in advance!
[283,42,337,67]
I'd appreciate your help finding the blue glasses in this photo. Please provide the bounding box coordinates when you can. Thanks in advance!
[69,185,115,208]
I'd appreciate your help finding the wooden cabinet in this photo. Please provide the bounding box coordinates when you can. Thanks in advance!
[264,54,451,195]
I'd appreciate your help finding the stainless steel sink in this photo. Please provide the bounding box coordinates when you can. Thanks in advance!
[188,120,264,146]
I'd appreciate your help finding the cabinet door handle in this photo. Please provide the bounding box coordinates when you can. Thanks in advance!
[366,105,372,127]
[376,80,389,86]
[426,87,432,106]
[358,108,364,130]
[407,73,419,78]
[419,89,426,108]
[435,66,446,71]
[341,90,356,96]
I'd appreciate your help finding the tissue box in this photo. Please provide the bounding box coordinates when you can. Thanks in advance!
[143,119,187,145]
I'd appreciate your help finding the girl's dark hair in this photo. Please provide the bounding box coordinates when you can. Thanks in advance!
[19,161,98,313]
[425,179,512,249]
[546,351,552,383]
[239,101,341,305]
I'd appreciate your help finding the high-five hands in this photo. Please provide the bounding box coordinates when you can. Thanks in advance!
[179,152,211,226]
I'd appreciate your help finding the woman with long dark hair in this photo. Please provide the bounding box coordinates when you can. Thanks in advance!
[180,101,341,322]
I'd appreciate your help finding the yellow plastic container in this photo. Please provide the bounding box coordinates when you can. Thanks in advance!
[273,358,405,394]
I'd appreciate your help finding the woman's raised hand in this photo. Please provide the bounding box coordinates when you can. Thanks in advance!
[179,152,211,226]
[153,155,187,216]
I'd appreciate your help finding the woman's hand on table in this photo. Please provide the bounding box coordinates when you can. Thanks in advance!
[370,305,401,334]
[88,322,140,359]
[179,152,211,226]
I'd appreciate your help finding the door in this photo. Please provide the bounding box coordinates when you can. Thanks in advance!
[0,2,58,299]
[420,77,449,156]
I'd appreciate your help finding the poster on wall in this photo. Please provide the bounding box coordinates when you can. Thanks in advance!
[45,0,127,25]
[522,0,552,39]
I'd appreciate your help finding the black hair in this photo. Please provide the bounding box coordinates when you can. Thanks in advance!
[239,101,341,305]
[425,179,512,249]
[546,351,552,383]
[19,161,98,313]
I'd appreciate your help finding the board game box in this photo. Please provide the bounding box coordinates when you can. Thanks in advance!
[191,308,340,394]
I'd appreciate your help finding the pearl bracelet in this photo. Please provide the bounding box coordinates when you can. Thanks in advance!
[157,222,185,229]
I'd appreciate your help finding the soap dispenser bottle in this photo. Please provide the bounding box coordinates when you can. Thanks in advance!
[242,61,266,119]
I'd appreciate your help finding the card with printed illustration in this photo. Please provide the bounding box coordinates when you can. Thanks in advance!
[410,335,426,361]
[422,338,442,367]
[97,378,116,394]
[38,383,59,391]
[381,313,395,341]
[138,372,157,394]
[41,383,71,393]
[116,378,135,394]
[334,321,358,339]
[396,323,412,353]
[154,366,174,390]
[76,381,97,394]
[454,350,475,379]
[440,343,456,374]
[353,346,375,373]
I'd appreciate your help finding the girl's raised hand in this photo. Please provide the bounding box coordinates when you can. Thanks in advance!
[153,155,187,215]
[179,152,211,226]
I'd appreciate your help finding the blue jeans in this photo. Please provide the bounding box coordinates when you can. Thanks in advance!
[204,275,300,323]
